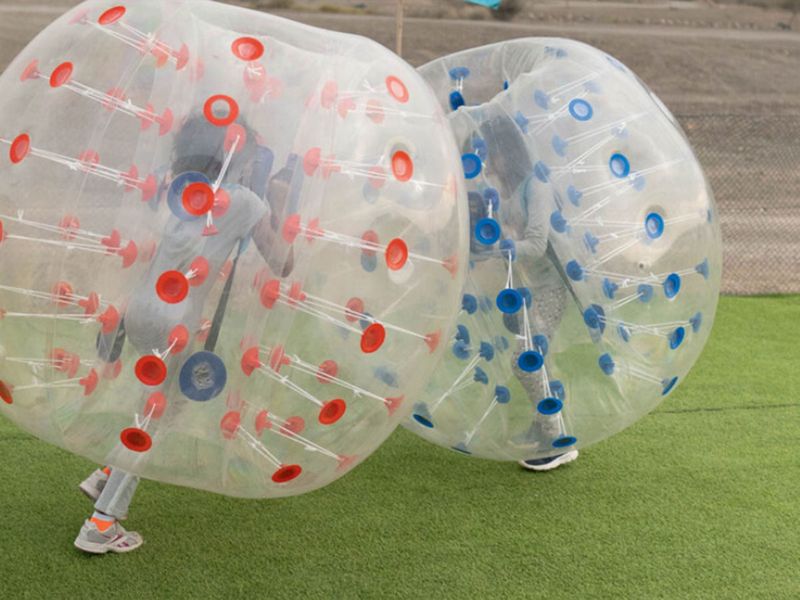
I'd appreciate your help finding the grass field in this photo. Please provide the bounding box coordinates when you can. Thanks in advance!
[0,295,798,599]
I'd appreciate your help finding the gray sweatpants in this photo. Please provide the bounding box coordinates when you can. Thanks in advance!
[511,285,568,443]
[95,469,139,520]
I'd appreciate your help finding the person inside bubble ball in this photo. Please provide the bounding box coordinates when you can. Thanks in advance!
[73,112,297,554]
[471,109,579,473]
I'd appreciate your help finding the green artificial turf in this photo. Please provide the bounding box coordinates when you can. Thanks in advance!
[0,296,798,599]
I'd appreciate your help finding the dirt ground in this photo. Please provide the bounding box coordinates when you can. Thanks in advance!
[1,0,798,293]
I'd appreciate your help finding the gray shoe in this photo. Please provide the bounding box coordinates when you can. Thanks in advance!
[518,450,579,472]
[74,520,143,555]
[78,469,108,502]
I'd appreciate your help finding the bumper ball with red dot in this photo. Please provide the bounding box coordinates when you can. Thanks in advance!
[0,0,468,498]
[405,39,721,461]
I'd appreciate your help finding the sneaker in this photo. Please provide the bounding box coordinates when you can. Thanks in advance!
[74,519,143,555]
[518,450,579,472]
[78,469,109,502]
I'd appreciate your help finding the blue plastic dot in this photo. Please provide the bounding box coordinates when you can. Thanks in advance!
[533,335,549,356]
[617,324,631,342]
[609,153,631,178]
[603,278,619,300]
[362,180,379,204]
[375,366,398,387]
[179,352,227,401]
[514,111,530,134]
[474,367,489,385]
[462,294,478,315]
[455,324,471,345]
[568,98,593,121]
[567,185,583,206]
[537,398,563,416]
[645,212,664,239]
[495,386,511,404]
[662,376,679,396]
[696,259,710,280]
[475,218,501,245]
[584,80,601,94]
[533,161,550,183]
[638,284,654,303]
[550,381,565,400]
[599,353,615,375]
[413,414,434,428]
[452,443,471,455]
[479,296,493,313]
[483,188,499,211]
[669,327,686,350]
[584,231,600,254]
[452,340,470,360]
[412,403,434,428]
[495,336,510,352]
[552,436,577,449]
[534,90,550,109]
[690,312,703,333]
[552,135,568,157]
[664,273,682,299]
[496,288,523,314]
[518,351,544,373]
[566,260,584,282]
[473,138,488,162]
[632,174,646,191]
[449,90,465,111]
[500,239,517,261]
[479,341,495,362]
[462,153,483,179]
[503,80,509,91]
[517,287,532,307]
[583,304,606,334]
[449,66,470,81]
[550,210,568,234]
[360,253,377,272]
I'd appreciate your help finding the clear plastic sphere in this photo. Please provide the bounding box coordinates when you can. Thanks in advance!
[406,39,721,460]
[0,0,468,497]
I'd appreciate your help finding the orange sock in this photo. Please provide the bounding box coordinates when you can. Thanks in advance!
[90,512,116,532]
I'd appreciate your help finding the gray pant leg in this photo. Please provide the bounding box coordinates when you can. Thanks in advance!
[94,468,139,519]
[512,285,567,442]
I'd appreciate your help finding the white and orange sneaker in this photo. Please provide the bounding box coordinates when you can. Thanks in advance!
[74,513,143,555]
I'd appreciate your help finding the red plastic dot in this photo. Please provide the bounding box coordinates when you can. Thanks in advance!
[391,151,414,182]
[80,369,99,396]
[425,330,442,353]
[20,59,39,82]
[361,230,379,257]
[281,416,305,436]
[255,410,272,435]
[188,256,210,287]
[158,108,175,136]
[182,182,214,216]
[156,270,189,304]
[269,345,290,373]
[316,360,338,384]
[232,37,264,62]
[282,214,302,244]
[272,464,302,484]
[50,62,74,88]
[9,134,31,164]
[120,427,152,453]
[386,75,409,103]
[101,229,121,250]
[241,347,262,376]
[260,279,282,309]
[321,80,338,109]
[319,399,347,425]
[102,359,122,380]
[368,166,386,189]
[203,94,239,127]
[51,280,73,306]
[144,392,167,419]
[443,254,459,278]
[139,174,158,202]
[98,305,120,334]
[303,147,321,176]
[99,6,126,25]
[225,123,247,153]
[287,281,306,306]
[118,240,138,268]
[385,238,409,271]
[345,298,365,322]
[337,97,356,119]
[220,411,241,440]
[361,323,386,354]
[0,381,13,404]
[168,324,190,354]
[135,355,167,386]
[305,217,322,242]
[385,395,404,416]
[212,188,230,218]
[78,291,100,315]
[175,44,191,71]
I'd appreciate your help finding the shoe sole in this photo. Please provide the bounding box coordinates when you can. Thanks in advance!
[74,537,143,555]
[518,451,579,472]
